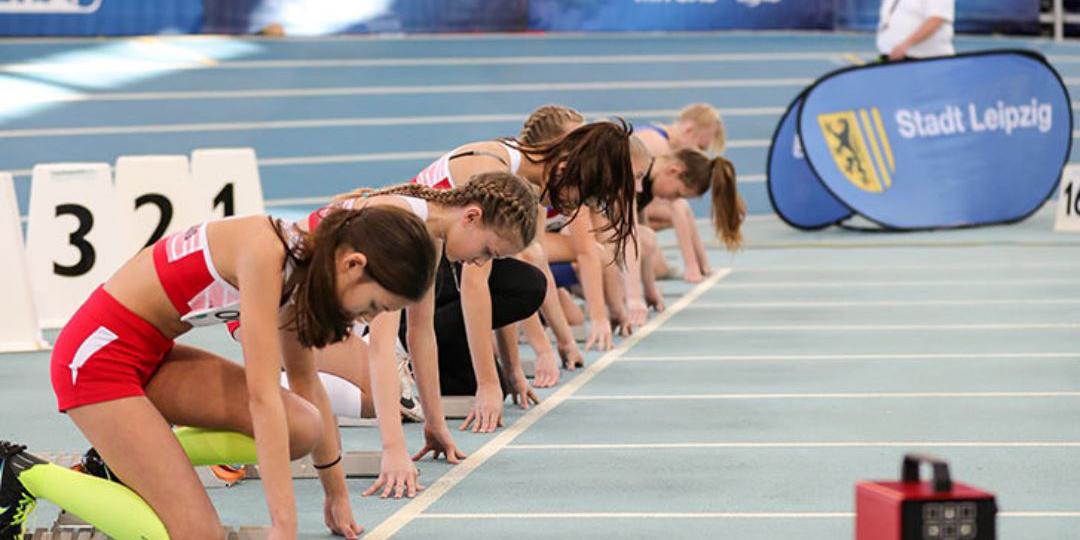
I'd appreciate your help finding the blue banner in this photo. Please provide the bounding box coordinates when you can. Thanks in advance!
[529,0,834,32]
[0,0,1042,36]
[796,51,1071,230]
[767,93,852,230]
[203,0,527,35]
[836,0,1039,34]
[0,0,202,36]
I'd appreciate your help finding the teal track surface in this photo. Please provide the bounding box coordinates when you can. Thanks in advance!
[3,31,1080,539]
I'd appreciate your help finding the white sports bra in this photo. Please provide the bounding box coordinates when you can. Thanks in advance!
[412,142,523,189]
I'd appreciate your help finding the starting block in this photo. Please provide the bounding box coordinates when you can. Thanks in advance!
[244,451,380,479]
[337,416,378,428]
[519,323,589,345]
[441,395,474,419]
[43,451,246,490]
[196,465,246,489]
[520,357,536,378]
[27,523,268,540]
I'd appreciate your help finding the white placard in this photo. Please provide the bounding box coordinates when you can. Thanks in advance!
[0,173,48,352]
[25,163,125,328]
[1055,164,1080,233]
[115,155,206,258]
[191,148,265,219]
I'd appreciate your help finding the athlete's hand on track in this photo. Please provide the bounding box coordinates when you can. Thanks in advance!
[532,350,560,388]
[324,494,362,539]
[460,383,504,433]
[585,319,613,351]
[558,340,584,371]
[413,424,467,464]
[627,297,648,329]
[364,448,423,499]
[509,370,540,410]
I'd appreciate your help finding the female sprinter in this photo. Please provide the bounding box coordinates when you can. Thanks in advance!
[409,119,638,432]
[513,106,656,387]
[303,173,540,498]
[636,103,744,281]
[1,207,436,540]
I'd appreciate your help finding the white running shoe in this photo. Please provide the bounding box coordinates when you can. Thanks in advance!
[395,339,424,423]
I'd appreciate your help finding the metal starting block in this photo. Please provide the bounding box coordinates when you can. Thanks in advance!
[441,396,475,419]
[30,513,269,540]
[38,453,81,468]
[43,452,242,490]
[244,451,380,479]
[195,465,246,488]
[520,357,536,378]
[518,323,589,345]
[337,416,378,428]
[25,526,269,540]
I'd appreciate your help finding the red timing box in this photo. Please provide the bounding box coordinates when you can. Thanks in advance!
[856,454,996,540]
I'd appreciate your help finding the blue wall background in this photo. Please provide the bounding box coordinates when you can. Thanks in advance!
[0,0,1043,37]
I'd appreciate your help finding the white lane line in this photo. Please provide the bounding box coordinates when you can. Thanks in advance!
[415,511,1080,520]
[0,106,780,138]
[412,511,1080,520]
[710,279,1076,288]
[733,262,1080,271]
[618,352,1080,362]
[11,77,812,104]
[265,196,331,208]
[361,270,733,540]
[505,441,1080,450]
[565,391,1080,401]
[260,150,443,166]
[0,52,861,72]
[418,512,855,520]
[656,323,1080,332]
[686,299,1080,309]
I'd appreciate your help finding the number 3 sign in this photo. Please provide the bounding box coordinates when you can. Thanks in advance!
[24,148,265,328]
[26,163,125,328]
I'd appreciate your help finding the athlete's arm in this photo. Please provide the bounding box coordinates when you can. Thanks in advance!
[363,310,423,499]
[406,281,467,462]
[235,226,296,535]
[458,261,504,433]
[566,212,612,350]
[279,326,361,538]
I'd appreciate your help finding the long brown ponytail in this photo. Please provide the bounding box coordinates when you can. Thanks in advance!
[279,206,436,348]
[503,119,637,262]
[674,150,745,251]
[333,172,539,248]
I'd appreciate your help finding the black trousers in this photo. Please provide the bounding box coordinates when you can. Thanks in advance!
[403,256,546,396]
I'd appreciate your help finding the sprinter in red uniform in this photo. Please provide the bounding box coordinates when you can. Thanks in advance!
[2,207,436,540]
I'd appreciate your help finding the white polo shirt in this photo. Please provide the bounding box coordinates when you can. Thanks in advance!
[877,0,955,58]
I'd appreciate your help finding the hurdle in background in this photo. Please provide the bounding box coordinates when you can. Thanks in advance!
[0,148,264,352]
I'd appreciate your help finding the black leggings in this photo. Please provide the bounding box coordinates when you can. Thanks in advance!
[403,256,546,396]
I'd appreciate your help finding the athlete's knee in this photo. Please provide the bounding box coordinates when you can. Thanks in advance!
[497,259,546,317]
[517,241,548,267]
[673,198,695,217]
[285,394,322,460]
[639,226,657,253]
[165,514,225,540]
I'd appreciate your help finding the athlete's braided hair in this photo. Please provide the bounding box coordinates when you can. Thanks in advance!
[520,105,586,146]
[335,172,539,248]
